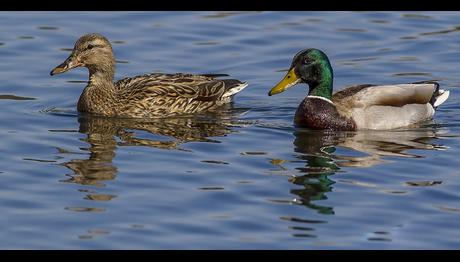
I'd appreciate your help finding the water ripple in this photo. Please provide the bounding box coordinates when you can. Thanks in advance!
[0,11,459,249]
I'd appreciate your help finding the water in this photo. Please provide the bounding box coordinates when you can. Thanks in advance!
[0,11,459,249]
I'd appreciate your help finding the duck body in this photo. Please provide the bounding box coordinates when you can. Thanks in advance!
[51,33,247,118]
[295,82,446,130]
[77,72,247,118]
[269,48,450,130]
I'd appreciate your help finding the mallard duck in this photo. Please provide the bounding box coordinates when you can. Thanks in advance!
[268,48,450,130]
[50,33,248,118]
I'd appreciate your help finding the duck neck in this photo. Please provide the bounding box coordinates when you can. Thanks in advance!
[308,79,333,100]
[88,63,115,89]
[307,62,333,100]
[78,64,117,115]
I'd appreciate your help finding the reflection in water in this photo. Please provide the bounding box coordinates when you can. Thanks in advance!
[420,26,460,36]
[402,13,433,20]
[0,94,36,100]
[336,28,367,32]
[58,108,248,190]
[288,128,448,215]
[201,11,261,19]
[37,26,59,30]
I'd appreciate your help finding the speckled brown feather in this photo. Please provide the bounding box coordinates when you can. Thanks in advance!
[104,73,246,118]
[53,33,247,118]
[77,71,246,118]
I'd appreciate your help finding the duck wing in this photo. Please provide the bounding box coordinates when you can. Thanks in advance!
[116,73,247,102]
[333,82,438,108]
[332,81,447,130]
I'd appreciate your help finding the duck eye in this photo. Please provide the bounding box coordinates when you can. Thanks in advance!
[87,44,94,50]
[303,58,311,64]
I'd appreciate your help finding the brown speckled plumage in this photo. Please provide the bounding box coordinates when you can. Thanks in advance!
[51,33,247,118]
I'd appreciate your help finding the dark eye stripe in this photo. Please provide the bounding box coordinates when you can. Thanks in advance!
[86,44,104,50]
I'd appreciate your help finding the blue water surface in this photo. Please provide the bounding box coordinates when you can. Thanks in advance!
[0,11,459,249]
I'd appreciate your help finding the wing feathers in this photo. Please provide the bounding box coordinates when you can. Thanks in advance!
[115,73,245,103]
[337,83,437,108]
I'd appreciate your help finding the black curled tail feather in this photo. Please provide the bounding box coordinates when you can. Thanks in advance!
[410,80,441,107]
[429,82,440,107]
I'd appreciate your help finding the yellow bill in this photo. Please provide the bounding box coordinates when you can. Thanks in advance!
[268,68,301,96]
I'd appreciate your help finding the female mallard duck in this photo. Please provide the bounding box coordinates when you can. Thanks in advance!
[50,33,248,118]
[268,48,450,130]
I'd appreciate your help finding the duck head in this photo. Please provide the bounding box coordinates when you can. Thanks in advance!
[50,33,115,77]
[268,48,334,99]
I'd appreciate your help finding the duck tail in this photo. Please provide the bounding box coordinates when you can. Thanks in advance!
[428,82,450,109]
[222,81,248,98]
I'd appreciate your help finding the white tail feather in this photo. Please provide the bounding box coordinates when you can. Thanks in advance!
[433,89,450,107]
[222,82,248,98]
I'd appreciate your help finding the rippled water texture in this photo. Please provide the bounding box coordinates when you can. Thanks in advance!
[0,11,460,249]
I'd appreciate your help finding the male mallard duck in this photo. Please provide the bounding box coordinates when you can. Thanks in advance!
[50,33,248,118]
[268,48,450,130]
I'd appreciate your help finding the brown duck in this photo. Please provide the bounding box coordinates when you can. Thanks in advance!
[50,33,248,118]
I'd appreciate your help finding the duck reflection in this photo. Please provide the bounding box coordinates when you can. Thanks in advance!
[60,109,247,187]
[289,128,448,214]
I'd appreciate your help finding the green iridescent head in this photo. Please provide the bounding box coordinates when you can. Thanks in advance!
[268,48,334,99]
